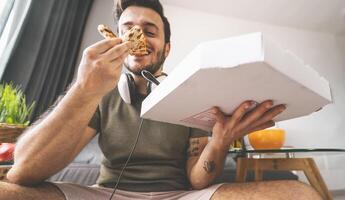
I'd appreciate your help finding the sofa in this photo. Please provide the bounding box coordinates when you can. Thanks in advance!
[48,135,298,186]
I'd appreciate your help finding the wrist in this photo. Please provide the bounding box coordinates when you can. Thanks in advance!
[71,82,104,100]
[208,138,230,152]
[69,83,104,104]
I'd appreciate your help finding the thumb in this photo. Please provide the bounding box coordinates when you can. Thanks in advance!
[212,107,226,125]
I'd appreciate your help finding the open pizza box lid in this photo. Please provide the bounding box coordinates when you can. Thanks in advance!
[140,32,332,131]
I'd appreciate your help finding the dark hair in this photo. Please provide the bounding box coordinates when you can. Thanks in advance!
[114,0,171,43]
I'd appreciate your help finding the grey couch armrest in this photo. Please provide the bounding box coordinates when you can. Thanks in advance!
[48,136,102,186]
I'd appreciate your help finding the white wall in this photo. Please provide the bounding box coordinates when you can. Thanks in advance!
[78,0,345,190]
[74,0,115,76]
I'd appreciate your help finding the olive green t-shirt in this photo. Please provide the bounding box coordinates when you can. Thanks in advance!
[88,88,209,192]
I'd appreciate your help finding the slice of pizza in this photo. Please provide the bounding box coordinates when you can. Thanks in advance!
[97,24,117,39]
[122,25,149,56]
[97,24,148,56]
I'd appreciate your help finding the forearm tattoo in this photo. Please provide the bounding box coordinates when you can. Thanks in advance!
[203,161,216,174]
[187,138,201,157]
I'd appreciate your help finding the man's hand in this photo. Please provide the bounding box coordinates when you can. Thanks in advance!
[186,100,286,189]
[76,38,132,97]
[211,100,286,150]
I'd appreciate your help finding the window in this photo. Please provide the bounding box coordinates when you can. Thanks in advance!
[0,0,32,79]
[0,0,15,37]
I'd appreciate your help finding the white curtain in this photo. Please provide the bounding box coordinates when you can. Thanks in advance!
[0,0,14,36]
[0,0,32,79]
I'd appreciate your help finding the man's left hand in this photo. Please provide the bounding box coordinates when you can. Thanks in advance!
[210,100,286,150]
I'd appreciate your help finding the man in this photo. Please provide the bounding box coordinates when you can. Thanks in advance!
[0,0,322,199]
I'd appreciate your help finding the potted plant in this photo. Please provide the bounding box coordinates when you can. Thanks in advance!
[0,82,35,143]
[0,83,34,180]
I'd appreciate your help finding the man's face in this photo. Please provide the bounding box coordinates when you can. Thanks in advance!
[118,6,170,76]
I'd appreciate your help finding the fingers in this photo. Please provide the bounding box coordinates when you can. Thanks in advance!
[232,100,286,135]
[213,107,226,124]
[235,100,273,131]
[249,104,286,129]
[109,51,129,71]
[84,39,130,73]
[104,41,132,61]
[211,100,286,150]
[242,120,275,135]
[87,38,123,55]
[226,100,255,130]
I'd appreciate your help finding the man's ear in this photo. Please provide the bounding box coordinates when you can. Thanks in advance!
[164,42,171,58]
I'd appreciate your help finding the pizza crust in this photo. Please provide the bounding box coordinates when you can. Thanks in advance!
[97,24,117,39]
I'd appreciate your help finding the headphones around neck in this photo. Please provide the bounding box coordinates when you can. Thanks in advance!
[117,71,167,104]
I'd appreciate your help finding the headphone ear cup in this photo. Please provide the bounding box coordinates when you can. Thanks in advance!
[118,73,136,104]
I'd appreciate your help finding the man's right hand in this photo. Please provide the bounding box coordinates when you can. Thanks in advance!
[76,38,132,97]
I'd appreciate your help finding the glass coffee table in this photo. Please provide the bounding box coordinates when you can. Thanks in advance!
[228,148,345,200]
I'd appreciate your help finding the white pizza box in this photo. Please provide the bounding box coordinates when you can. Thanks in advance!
[140,32,332,131]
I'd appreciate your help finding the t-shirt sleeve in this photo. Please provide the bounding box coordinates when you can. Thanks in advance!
[88,106,101,133]
[190,128,211,138]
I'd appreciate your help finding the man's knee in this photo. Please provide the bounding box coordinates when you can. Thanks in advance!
[0,181,65,200]
[281,180,323,200]
[211,180,322,200]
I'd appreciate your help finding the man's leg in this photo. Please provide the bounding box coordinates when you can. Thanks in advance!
[0,181,65,200]
[211,180,322,200]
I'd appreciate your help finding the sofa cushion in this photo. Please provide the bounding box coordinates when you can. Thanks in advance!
[48,163,100,186]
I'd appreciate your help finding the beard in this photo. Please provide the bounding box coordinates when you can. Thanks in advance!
[124,47,167,76]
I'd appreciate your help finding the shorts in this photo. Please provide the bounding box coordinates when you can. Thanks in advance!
[53,182,224,200]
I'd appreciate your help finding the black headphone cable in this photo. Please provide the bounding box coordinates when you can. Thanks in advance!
[108,118,144,200]
[108,70,160,199]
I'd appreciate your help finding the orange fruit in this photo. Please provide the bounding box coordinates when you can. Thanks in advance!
[248,128,285,149]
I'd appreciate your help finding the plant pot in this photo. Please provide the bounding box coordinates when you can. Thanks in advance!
[0,123,26,143]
